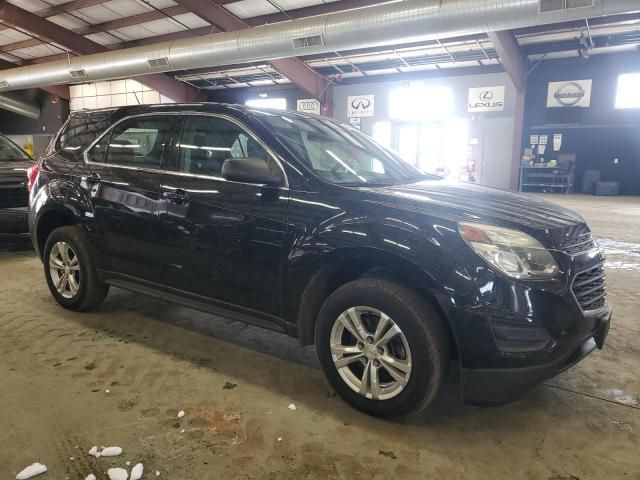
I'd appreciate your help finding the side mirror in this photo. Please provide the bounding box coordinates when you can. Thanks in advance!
[221,157,283,186]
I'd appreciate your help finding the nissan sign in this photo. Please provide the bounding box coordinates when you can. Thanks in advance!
[468,86,505,112]
[347,95,374,117]
[547,79,592,108]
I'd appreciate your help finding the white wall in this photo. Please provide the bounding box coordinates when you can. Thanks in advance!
[69,79,176,111]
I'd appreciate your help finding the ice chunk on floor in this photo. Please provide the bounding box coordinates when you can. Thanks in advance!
[130,463,144,480]
[16,463,47,480]
[107,468,128,480]
[100,447,123,457]
[177,410,185,418]
[88,446,99,457]
[288,403,297,411]
[85,475,96,480]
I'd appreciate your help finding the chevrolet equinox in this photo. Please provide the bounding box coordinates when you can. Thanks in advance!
[28,103,611,416]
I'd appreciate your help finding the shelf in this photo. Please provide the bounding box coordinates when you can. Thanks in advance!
[521,184,569,188]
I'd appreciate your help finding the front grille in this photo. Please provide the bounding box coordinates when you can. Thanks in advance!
[572,265,606,311]
[0,186,28,208]
[559,232,596,255]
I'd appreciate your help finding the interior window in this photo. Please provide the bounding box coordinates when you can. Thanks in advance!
[177,116,270,177]
[88,115,174,169]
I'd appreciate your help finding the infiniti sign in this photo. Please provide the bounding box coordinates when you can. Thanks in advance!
[347,95,374,117]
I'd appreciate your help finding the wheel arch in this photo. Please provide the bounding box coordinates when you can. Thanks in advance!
[35,206,78,258]
[33,177,95,258]
[295,248,459,360]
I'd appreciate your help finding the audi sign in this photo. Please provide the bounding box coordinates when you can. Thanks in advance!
[296,99,321,115]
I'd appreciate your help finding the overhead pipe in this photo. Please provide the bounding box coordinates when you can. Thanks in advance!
[0,93,40,119]
[0,0,639,92]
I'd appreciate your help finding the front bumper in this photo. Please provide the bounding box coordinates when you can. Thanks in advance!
[0,207,29,234]
[460,307,611,405]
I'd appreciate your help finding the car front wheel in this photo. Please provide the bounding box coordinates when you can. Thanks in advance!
[316,278,449,417]
[43,226,109,311]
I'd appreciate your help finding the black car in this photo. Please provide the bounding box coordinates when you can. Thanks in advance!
[0,133,33,235]
[28,103,611,416]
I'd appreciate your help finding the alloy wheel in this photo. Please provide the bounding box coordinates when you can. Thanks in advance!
[49,241,81,299]
[330,306,412,400]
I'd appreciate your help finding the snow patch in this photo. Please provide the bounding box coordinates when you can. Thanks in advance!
[16,463,47,480]
[130,463,144,480]
[100,447,123,457]
[288,403,297,411]
[107,468,128,480]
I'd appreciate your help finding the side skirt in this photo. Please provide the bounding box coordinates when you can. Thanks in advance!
[99,270,288,335]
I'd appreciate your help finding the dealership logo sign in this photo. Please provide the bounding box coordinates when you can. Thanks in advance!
[554,82,585,106]
[547,79,592,108]
[468,86,505,112]
[347,95,374,117]
[479,90,494,101]
[296,98,321,115]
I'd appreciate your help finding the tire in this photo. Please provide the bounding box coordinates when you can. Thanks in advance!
[316,278,449,417]
[43,225,109,311]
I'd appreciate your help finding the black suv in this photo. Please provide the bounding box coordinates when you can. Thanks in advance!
[1,133,33,235]
[28,103,611,416]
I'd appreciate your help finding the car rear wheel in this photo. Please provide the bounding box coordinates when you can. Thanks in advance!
[316,278,449,417]
[44,226,109,311]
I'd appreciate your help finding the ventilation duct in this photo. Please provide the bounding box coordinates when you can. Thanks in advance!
[0,0,638,92]
[0,93,40,119]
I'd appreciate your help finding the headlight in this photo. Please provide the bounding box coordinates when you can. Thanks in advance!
[458,222,558,279]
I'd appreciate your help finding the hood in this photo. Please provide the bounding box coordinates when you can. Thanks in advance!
[364,180,586,243]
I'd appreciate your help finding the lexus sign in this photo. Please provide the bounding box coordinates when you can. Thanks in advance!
[347,95,374,117]
[547,80,592,108]
[468,86,505,112]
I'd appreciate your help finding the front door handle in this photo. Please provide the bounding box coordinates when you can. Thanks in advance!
[81,172,101,185]
[162,188,188,205]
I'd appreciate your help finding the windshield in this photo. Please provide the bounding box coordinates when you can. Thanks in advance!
[0,135,31,162]
[255,113,435,186]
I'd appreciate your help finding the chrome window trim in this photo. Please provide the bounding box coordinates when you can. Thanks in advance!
[82,110,289,189]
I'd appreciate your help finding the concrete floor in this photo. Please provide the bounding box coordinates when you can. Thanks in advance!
[1,194,639,480]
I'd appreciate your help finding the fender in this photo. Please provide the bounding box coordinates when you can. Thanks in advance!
[30,176,97,257]
[283,207,478,359]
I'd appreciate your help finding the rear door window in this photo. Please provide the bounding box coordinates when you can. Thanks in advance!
[87,115,176,170]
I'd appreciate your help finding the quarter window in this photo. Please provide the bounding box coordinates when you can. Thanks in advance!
[87,115,175,169]
[176,116,271,177]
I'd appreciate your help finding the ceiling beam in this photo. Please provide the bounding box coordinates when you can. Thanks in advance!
[0,0,200,102]
[243,0,396,26]
[172,0,330,103]
[0,0,243,34]
[487,30,526,92]
[486,30,527,192]
[0,5,198,53]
